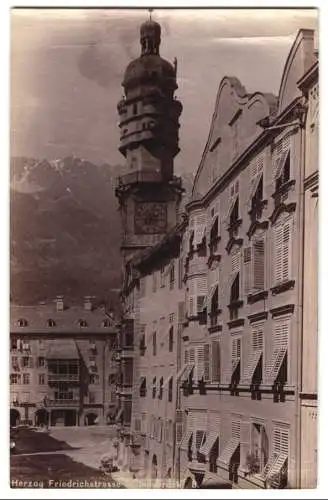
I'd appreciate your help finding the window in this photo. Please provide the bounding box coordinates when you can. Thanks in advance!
[243,324,263,385]
[102,319,111,327]
[243,236,265,296]
[267,318,289,385]
[132,102,138,115]
[108,373,116,385]
[38,357,45,368]
[89,392,96,404]
[90,374,100,385]
[17,318,27,327]
[168,377,173,402]
[260,427,289,485]
[79,319,88,327]
[11,356,18,370]
[249,422,269,473]
[10,374,21,384]
[169,263,175,290]
[218,419,240,468]
[22,356,32,368]
[10,338,18,350]
[211,340,221,383]
[152,332,157,356]
[230,274,240,320]
[193,213,207,250]
[152,377,156,399]
[188,276,207,318]
[37,373,45,385]
[227,180,240,232]
[274,219,292,286]
[47,319,56,327]
[194,344,210,382]
[159,377,163,400]
[139,333,146,356]
[223,337,241,386]
[140,277,146,297]
[209,286,220,327]
[276,153,290,191]
[140,377,147,397]
[168,326,174,352]
[230,198,239,226]
[23,373,30,385]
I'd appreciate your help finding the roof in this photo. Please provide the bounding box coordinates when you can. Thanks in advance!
[123,54,177,89]
[10,303,117,336]
[46,339,79,359]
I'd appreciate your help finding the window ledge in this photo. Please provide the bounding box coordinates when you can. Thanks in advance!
[208,324,223,334]
[271,280,295,295]
[227,300,243,310]
[272,179,296,199]
[247,290,268,304]
[227,318,245,329]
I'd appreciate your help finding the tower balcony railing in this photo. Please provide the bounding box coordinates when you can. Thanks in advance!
[117,170,162,187]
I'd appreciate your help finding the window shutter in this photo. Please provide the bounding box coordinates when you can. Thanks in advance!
[195,346,205,381]
[184,349,189,366]
[274,320,289,350]
[240,421,252,469]
[252,325,264,351]
[204,344,210,381]
[211,340,221,383]
[232,250,241,273]
[178,301,186,325]
[232,420,241,440]
[232,338,241,361]
[176,410,184,444]
[243,247,252,295]
[274,224,284,285]
[282,221,291,282]
[189,297,195,317]
[253,237,265,291]
[273,428,289,455]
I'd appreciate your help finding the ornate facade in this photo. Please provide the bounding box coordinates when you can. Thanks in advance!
[10,297,117,427]
[115,24,318,489]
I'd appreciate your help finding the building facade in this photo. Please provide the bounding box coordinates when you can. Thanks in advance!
[10,297,118,427]
[115,22,318,489]
[114,16,184,471]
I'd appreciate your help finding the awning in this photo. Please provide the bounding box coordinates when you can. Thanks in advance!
[205,284,218,309]
[200,472,232,489]
[267,348,287,383]
[115,408,123,422]
[180,430,193,450]
[243,350,262,382]
[218,438,240,466]
[275,149,289,179]
[199,432,219,458]
[248,172,263,203]
[181,364,194,383]
[46,339,79,359]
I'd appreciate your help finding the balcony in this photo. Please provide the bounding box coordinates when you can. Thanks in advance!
[48,373,80,382]
[120,347,134,359]
[47,399,80,407]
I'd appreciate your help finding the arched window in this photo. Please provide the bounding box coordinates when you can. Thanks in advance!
[169,326,174,352]
[47,319,56,327]
[78,319,88,328]
[168,377,173,402]
[152,376,156,399]
[159,377,163,400]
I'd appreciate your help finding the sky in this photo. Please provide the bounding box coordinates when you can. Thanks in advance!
[10,8,318,175]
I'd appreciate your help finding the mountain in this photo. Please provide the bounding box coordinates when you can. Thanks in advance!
[10,156,193,306]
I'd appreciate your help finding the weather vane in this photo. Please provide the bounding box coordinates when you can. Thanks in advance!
[148,8,153,21]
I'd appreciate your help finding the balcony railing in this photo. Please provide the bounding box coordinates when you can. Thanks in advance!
[47,399,80,407]
[48,373,80,382]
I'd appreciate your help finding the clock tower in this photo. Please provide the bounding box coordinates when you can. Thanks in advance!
[115,16,183,262]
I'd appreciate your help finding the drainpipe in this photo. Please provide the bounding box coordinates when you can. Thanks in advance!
[295,109,306,489]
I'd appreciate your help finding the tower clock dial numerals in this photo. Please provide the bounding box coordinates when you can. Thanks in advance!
[134,202,167,234]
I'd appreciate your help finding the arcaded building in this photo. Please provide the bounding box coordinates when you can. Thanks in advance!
[115,20,318,490]
[10,297,118,427]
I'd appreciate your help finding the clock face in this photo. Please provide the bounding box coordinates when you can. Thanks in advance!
[134,202,167,234]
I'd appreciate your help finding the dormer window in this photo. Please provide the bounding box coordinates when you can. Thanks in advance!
[47,319,56,327]
[17,319,27,327]
[79,319,88,328]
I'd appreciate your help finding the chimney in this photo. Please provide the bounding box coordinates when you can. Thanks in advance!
[84,296,94,311]
[55,295,64,312]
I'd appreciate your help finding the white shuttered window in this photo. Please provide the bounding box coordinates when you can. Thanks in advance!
[274,219,292,286]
